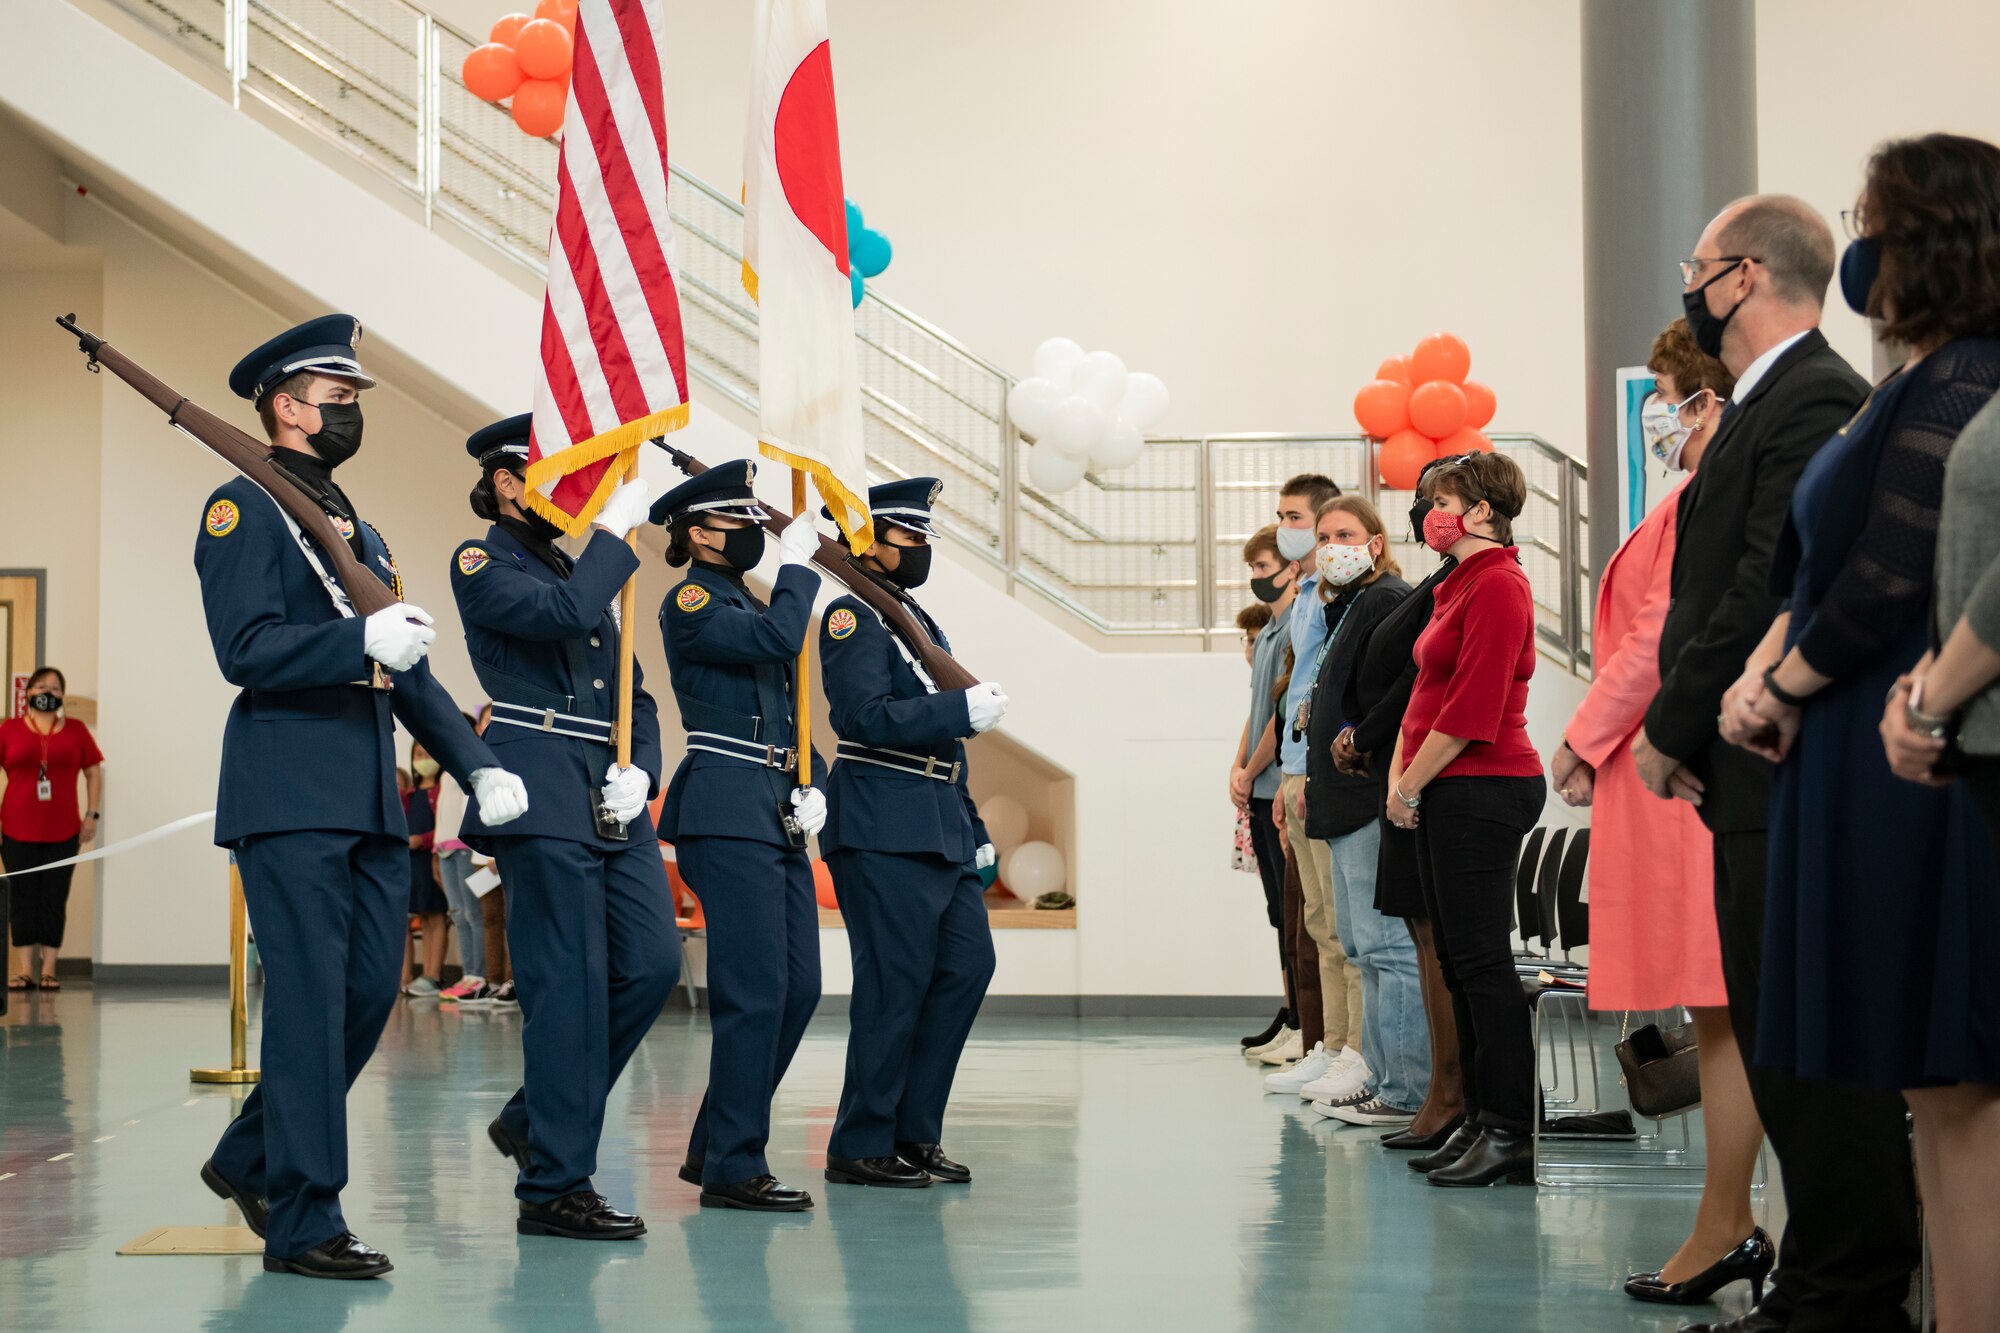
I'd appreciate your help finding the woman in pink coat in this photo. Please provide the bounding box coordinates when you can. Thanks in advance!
[1553,320,1770,1309]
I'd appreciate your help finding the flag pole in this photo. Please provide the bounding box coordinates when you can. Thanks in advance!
[615,448,641,775]
[790,468,812,787]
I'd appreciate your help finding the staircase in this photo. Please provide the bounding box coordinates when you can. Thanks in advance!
[76,0,1591,667]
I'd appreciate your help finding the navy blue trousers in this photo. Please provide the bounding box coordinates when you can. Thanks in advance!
[210,830,404,1259]
[676,835,820,1185]
[490,836,680,1202]
[827,850,994,1159]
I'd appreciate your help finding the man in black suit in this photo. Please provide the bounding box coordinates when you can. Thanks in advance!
[1638,196,1918,1333]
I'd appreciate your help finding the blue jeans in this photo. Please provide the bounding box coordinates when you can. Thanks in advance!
[1327,821,1429,1110]
[437,849,484,980]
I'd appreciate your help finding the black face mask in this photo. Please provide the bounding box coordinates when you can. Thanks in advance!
[882,543,932,590]
[1250,569,1290,604]
[702,524,765,573]
[302,400,365,468]
[1681,261,1746,359]
[520,508,566,544]
[1409,500,1430,543]
[27,692,60,713]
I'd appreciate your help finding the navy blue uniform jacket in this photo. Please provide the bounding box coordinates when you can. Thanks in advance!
[193,475,496,847]
[450,524,662,847]
[657,561,824,847]
[818,591,989,862]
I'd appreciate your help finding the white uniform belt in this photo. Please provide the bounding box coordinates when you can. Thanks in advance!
[488,701,614,744]
[687,730,796,770]
[835,742,960,783]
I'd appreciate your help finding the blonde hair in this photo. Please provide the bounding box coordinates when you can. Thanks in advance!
[1314,494,1401,596]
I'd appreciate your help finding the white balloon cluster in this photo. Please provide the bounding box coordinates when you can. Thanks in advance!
[1005,337,1170,493]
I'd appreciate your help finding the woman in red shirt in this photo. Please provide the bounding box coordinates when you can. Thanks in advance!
[2,667,104,990]
[1386,454,1545,1188]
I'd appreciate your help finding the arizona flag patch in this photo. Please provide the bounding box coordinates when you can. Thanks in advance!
[676,584,711,613]
[334,516,356,541]
[204,500,240,537]
[826,608,858,640]
[457,547,490,575]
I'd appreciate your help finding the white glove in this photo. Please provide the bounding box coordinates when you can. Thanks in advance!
[778,515,820,568]
[470,767,530,826]
[363,603,436,672]
[789,785,827,837]
[975,843,997,870]
[592,478,653,540]
[600,763,650,825]
[965,682,1009,733]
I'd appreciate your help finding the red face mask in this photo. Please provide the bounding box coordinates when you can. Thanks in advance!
[1422,508,1467,553]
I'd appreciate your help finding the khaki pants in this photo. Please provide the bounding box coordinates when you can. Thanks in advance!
[1281,774,1362,1053]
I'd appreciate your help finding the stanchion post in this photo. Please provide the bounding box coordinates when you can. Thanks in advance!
[191,863,260,1084]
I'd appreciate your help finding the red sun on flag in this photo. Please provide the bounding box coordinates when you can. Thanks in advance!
[774,39,849,276]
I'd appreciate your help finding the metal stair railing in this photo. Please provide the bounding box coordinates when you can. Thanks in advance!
[83,0,1590,670]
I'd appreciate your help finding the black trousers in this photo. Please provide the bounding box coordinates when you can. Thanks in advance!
[1713,829,1918,1332]
[2,835,80,949]
[1245,796,1295,1015]
[1414,775,1543,1133]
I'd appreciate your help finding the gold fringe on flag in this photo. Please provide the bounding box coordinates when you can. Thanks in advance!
[758,438,874,555]
[521,402,691,536]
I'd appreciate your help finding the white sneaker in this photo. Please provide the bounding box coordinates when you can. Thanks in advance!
[1246,1026,1300,1061]
[1325,1096,1420,1127]
[1254,1028,1305,1066]
[1262,1042,1332,1093]
[1298,1046,1370,1102]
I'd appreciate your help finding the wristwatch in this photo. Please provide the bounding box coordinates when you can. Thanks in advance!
[1905,680,1953,740]
[1395,784,1422,809]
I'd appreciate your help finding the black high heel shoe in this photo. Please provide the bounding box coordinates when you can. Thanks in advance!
[1408,1122,1483,1174]
[1241,1008,1290,1049]
[1624,1228,1775,1305]
[1382,1116,1465,1151]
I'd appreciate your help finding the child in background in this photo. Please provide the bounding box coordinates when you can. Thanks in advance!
[1237,601,1272,666]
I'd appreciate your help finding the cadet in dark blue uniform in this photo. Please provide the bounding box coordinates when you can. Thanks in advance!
[194,317,530,1279]
[449,415,681,1240]
[651,461,827,1212]
[818,478,1009,1188]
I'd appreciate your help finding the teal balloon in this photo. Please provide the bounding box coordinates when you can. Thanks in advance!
[853,228,893,279]
[845,199,864,236]
[850,265,866,308]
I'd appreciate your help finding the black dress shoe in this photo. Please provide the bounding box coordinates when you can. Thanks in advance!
[678,1158,701,1186]
[488,1116,532,1171]
[1408,1122,1483,1174]
[200,1160,269,1239]
[1241,1007,1290,1049]
[262,1231,393,1279]
[1426,1126,1534,1187]
[517,1191,646,1240]
[825,1155,932,1188]
[896,1141,970,1184]
[1381,1116,1466,1152]
[1627,1228,1775,1306]
[700,1174,815,1212]
[1675,1307,1788,1333]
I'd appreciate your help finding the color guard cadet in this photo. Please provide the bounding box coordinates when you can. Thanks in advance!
[450,416,680,1241]
[817,478,1007,1188]
[194,316,530,1279]
[651,460,827,1212]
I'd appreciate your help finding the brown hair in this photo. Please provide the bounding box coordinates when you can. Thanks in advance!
[1279,472,1340,511]
[27,666,65,693]
[255,370,319,438]
[1274,646,1294,707]
[1716,194,1837,307]
[1241,523,1282,568]
[1856,133,2000,348]
[1316,495,1402,585]
[1235,602,1272,636]
[1427,453,1528,547]
[1647,318,1737,401]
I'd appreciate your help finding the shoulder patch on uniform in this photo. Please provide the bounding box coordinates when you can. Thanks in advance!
[204,499,240,537]
[676,584,711,613]
[826,607,858,640]
[333,516,355,541]
[457,546,490,575]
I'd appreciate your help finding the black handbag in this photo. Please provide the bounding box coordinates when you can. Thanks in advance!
[1615,1020,1702,1118]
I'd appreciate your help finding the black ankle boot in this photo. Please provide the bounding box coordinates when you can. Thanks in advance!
[1425,1126,1533,1187]
[1408,1122,1483,1174]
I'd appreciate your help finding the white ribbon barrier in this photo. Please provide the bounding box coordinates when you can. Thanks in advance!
[0,811,215,879]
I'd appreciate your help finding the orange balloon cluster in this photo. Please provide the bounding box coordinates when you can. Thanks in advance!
[1352,333,1497,491]
[462,0,579,139]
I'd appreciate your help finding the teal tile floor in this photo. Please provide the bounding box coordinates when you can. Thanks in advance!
[0,985,1772,1331]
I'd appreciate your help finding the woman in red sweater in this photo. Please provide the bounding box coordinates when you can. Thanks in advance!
[1386,453,1545,1188]
[2,667,104,990]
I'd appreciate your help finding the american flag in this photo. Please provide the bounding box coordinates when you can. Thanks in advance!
[523,0,689,534]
